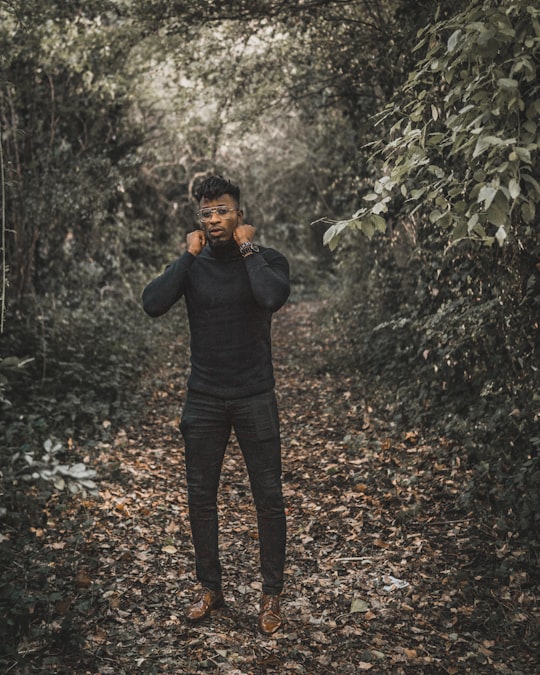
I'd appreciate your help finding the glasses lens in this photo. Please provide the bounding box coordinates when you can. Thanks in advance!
[199,207,235,220]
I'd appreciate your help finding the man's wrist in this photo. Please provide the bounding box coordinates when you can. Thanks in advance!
[239,241,260,257]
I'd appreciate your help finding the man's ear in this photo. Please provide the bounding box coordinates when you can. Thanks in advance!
[237,209,244,225]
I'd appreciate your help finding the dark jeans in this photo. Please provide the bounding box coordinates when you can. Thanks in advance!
[179,389,286,595]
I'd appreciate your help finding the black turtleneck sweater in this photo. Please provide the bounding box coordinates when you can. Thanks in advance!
[142,241,290,399]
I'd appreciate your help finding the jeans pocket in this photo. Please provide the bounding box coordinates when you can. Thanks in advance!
[251,392,280,442]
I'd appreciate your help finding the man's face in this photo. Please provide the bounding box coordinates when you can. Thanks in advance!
[199,193,242,248]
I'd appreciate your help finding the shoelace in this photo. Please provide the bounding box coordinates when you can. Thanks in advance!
[261,596,280,613]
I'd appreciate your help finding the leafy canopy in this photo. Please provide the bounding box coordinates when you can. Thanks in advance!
[323,0,540,251]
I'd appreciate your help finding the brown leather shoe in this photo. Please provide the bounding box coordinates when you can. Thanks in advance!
[258,593,282,635]
[184,588,224,623]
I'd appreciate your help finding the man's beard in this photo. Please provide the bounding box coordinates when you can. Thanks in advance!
[208,235,236,251]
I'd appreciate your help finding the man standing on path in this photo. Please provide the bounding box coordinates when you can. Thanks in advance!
[142,175,290,635]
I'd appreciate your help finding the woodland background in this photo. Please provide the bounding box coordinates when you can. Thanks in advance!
[0,0,538,672]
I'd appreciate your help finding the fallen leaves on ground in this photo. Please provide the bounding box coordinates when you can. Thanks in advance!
[3,301,538,674]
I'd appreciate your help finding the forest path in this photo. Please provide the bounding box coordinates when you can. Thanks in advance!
[15,300,537,674]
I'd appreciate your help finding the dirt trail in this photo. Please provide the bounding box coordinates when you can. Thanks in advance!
[10,300,538,674]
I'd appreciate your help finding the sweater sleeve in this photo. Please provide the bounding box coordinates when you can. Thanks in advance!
[142,252,195,317]
[243,248,290,311]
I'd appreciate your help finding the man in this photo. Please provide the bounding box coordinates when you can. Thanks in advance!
[142,175,290,635]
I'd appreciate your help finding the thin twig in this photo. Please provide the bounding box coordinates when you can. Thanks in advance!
[333,557,373,563]
[419,518,472,526]
[1,128,6,333]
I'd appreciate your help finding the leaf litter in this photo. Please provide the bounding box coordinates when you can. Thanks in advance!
[2,300,538,674]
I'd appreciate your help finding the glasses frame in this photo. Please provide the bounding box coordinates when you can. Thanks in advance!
[197,206,238,221]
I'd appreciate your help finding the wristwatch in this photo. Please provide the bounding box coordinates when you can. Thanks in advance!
[239,241,260,257]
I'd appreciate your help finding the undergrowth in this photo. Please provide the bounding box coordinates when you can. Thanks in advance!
[318,232,540,541]
[0,273,187,650]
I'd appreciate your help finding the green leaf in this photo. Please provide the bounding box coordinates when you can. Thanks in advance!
[370,214,387,232]
[350,597,369,614]
[361,220,376,239]
[470,221,487,238]
[513,146,532,163]
[521,199,536,223]
[473,136,515,159]
[53,476,66,491]
[497,78,519,90]
[409,187,426,200]
[427,133,445,146]
[372,201,389,215]
[495,226,507,246]
[522,173,540,198]
[447,29,462,53]
[508,178,520,199]
[451,219,468,241]
[477,185,497,209]
[467,213,479,233]
[487,195,509,227]
[323,219,356,248]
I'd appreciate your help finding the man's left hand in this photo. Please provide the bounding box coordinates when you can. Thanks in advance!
[234,224,256,246]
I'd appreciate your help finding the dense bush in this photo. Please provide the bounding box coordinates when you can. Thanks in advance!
[0,269,184,464]
[322,229,539,537]
[317,0,539,539]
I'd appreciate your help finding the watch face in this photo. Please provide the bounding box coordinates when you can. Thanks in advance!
[240,242,259,255]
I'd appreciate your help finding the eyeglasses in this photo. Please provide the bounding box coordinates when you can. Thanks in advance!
[197,206,238,221]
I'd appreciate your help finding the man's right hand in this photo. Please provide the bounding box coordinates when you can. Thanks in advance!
[187,230,206,256]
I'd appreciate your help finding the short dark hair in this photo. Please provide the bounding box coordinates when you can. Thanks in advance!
[193,175,240,206]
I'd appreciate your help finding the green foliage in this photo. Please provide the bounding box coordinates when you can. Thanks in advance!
[318,0,540,537]
[9,438,98,495]
[0,261,186,493]
[0,355,33,407]
[324,0,540,251]
[326,226,539,535]
[0,0,147,300]
[0,268,188,659]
